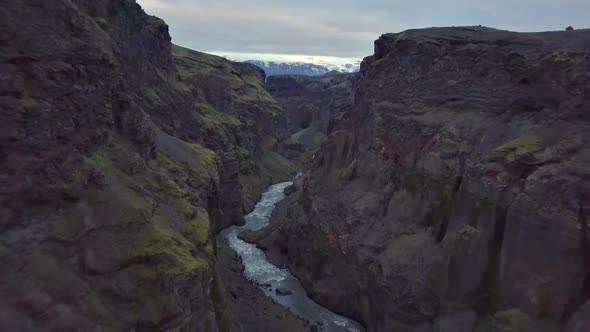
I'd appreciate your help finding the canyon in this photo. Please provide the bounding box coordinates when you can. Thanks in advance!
[260,27,590,332]
[1,1,589,332]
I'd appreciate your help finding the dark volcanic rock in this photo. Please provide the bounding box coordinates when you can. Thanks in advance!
[262,27,590,331]
[434,310,478,332]
[0,0,295,331]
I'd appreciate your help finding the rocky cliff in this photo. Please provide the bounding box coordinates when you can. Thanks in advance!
[0,0,294,331]
[260,27,590,331]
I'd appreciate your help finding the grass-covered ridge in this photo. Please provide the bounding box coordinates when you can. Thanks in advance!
[171,44,295,207]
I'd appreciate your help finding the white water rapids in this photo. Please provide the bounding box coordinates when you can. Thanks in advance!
[221,181,365,332]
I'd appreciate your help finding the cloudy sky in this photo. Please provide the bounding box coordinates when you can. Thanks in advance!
[137,0,589,63]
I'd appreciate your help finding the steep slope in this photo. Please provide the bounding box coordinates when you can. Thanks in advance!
[0,0,294,331]
[170,46,295,226]
[260,27,590,331]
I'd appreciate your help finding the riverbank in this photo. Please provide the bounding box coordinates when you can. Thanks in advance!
[215,236,312,332]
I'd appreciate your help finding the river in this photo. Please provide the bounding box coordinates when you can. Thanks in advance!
[221,181,365,332]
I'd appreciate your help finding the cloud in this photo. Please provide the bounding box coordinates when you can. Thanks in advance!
[137,0,589,59]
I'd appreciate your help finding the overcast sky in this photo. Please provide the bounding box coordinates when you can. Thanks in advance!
[138,0,589,61]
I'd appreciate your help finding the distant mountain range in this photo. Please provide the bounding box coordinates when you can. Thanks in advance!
[245,60,360,76]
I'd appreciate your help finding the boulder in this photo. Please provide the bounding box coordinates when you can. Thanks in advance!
[275,287,293,296]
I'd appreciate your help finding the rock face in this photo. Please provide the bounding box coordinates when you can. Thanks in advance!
[261,27,590,331]
[0,0,293,331]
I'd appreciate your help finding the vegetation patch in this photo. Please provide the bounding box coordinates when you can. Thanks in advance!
[135,220,207,273]
[493,134,544,162]
[86,147,113,170]
[157,152,180,173]
[174,198,195,219]
[289,124,325,149]
[192,108,242,129]
[184,207,210,246]
[459,225,481,240]
[165,178,185,198]
[189,143,217,179]
[21,96,40,112]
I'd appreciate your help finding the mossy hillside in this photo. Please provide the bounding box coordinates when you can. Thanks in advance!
[53,131,219,327]
[184,207,211,247]
[191,104,242,130]
[134,217,208,273]
[171,43,281,135]
[288,124,326,150]
[188,143,218,182]
[171,44,296,210]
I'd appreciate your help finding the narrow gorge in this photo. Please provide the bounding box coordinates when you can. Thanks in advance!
[1,1,589,332]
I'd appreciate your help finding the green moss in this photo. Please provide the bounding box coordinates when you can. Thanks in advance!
[192,108,242,129]
[165,178,185,198]
[22,96,40,112]
[496,171,511,185]
[550,51,584,64]
[86,147,112,170]
[493,134,544,162]
[188,144,217,180]
[174,198,195,219]
[204,243,214,256]
[184,207,210,246]
[157,152,180,173]
[172,44,228,75]
[289,125,325,149]
[136,221,207,273]
[459,225,481,240]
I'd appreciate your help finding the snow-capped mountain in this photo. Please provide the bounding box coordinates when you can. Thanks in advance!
[245,60,360,76]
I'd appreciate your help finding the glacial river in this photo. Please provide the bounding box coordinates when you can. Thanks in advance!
[221,181,365,332]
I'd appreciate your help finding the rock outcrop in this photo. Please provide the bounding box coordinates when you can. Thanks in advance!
[0,0,293,331]
[260,27,590,331]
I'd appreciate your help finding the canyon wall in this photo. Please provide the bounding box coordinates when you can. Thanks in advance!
[0,0,293,330]
[266,74,355,164]
[262,27,590,332]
